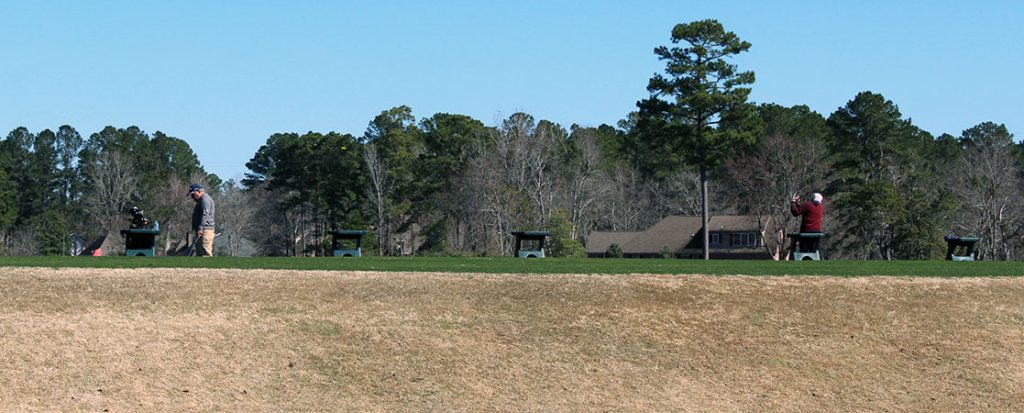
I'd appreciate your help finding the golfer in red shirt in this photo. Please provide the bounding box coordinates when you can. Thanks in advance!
[790,192,824,233]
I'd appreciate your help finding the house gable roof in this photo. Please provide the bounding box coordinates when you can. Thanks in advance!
[706,215,768,232]
[80,232,119,256]
[585,231,642,254]
[621,216,703,254]
[590,215,773,255]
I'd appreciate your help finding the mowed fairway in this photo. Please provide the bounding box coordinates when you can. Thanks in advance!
[1,267,1023,412]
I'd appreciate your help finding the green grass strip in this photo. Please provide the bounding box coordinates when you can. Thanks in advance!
[0,256,1021,277]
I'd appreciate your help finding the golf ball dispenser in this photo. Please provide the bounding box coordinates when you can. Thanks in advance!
[512,230,550,258]
[121,227,160,257]
[331,230,368,257]
[787,232,825,261]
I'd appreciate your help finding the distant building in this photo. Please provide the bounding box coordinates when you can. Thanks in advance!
[79,232,119,256]
[586,215,777,259]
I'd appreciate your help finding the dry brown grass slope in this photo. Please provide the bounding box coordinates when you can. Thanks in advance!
[0,268,1022,412]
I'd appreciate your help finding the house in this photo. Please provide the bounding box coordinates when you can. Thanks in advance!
[585,215,777,259]
[79,232,120,256]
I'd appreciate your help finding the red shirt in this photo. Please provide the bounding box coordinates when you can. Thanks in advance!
[790,201,823,233]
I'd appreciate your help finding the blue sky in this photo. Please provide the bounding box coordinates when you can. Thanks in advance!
[1,1,1021,181]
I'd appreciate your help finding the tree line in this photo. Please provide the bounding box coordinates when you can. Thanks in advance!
[231,96,1019,260]
[0,125,216,255]
[2,20,1019,260]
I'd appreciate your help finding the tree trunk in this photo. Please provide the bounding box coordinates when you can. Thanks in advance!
[700,164,709,260]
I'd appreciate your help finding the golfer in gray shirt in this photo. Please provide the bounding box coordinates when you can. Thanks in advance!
[188,183,216,256]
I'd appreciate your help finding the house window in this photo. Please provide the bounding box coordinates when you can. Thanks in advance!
[730,232,758,247]
[710,233,720,246]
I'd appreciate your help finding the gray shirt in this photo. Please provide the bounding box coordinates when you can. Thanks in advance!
[192,193,215,230]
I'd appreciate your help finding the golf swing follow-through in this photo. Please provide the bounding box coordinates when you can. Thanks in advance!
[788,192,826,260]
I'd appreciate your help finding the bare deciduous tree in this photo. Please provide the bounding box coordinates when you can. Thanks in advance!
[363,143,392,255]
[952,139,1023,260]
[722,133,829,260]
[218,182,258,256]
[3,229,40,257]
[467,136,514,255]
[82,150,139,237]
[149,177,193,254]
[239,187,293,256]
[559,128,608,241]
[595,165,651,232]
[647,169,707,218]
[468,114,565,255]
[519,121,562,223]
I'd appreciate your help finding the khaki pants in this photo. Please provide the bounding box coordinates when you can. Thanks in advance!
[197,229,215,256]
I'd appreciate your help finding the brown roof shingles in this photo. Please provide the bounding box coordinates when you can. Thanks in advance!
[587,215,775,255]
[585,231,643,254]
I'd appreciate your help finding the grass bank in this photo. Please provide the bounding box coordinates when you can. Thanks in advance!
[1,268,1022,411]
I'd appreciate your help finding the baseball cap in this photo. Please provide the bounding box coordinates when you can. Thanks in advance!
[812,193,823,204]
[187,183,204,196]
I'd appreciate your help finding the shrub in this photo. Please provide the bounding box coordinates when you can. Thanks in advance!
[547,210,586,258]
[606,243,624,258]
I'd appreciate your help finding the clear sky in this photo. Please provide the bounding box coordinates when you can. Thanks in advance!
[1,1,1021,181]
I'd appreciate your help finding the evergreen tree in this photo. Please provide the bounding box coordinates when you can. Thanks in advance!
[635,19,758,259]
[417,113,489,254]
[361,106,424,255]
[827,92,952,259]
